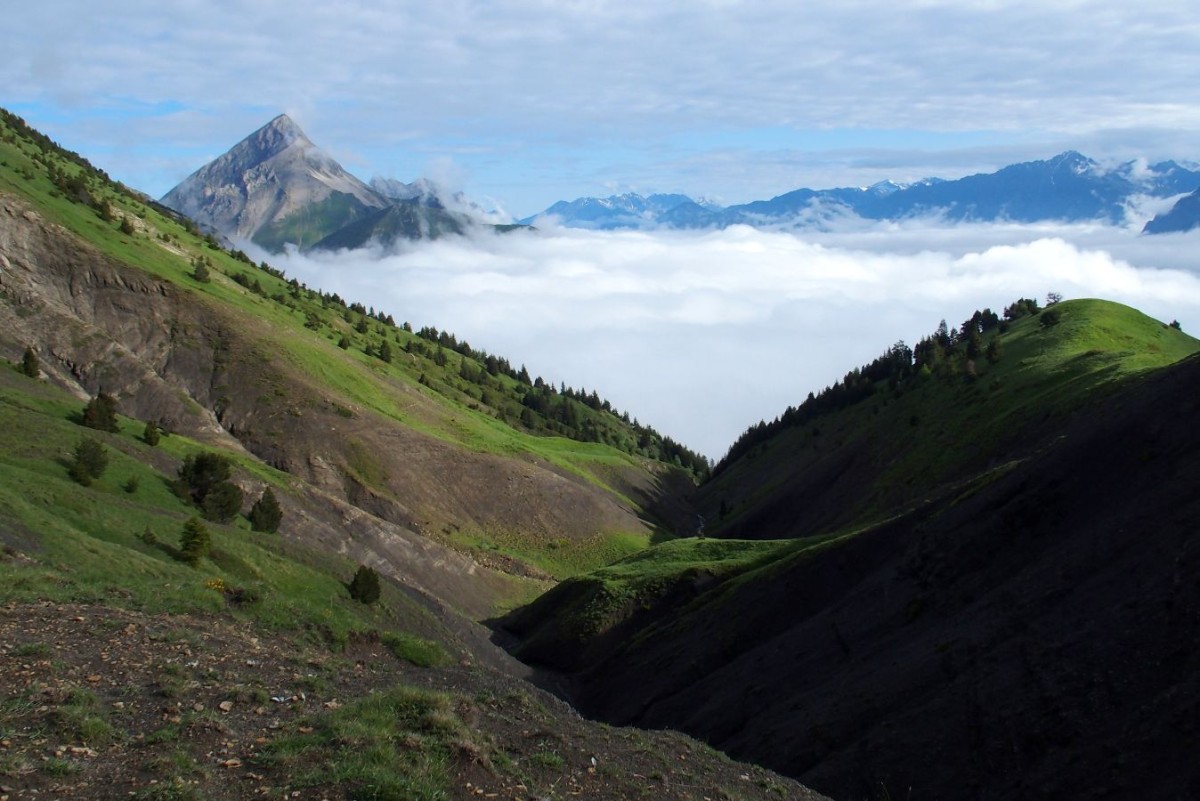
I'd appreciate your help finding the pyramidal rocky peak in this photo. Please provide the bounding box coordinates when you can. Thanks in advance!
[161,114,388,248]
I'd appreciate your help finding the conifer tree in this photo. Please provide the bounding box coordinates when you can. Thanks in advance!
[192,257,210,283]
[201,481,244,523]
[82,391,120,432]
[248,488,283,533]
[142,420,161,446]
[986,338,1003,365]
[179,516,211,567]
[348,565,381,604]
[68,437,108,486]
[20,346,39,378]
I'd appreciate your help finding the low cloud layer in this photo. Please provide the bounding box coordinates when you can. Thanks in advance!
[271,223,1200,459]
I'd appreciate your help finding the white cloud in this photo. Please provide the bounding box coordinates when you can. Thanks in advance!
[269,222,1200,459]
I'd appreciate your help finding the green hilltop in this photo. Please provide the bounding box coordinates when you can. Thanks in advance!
[499,294,1200,800]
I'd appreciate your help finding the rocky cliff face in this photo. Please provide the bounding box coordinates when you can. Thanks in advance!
[160,115,388,249]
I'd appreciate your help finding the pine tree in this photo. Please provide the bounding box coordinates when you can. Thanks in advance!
[82,391,120,432]
[179,516,211,567]
[192,257,210,283]
[202,481,244,523]
[986,338,1003,365]
[348,565,381,604]
[248,488,283,533]
[176,452,233,503]
[68,437,108,486]
[142,420,161,446]
[20,346,39,378]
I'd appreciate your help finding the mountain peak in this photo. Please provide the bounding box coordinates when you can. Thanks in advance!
[160,113,386,248]
[246,113,313,159]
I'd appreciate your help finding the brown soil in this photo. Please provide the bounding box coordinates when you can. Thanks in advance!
[0,601,825,801]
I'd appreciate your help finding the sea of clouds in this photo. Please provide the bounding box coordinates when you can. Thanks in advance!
[267,221,1200,459]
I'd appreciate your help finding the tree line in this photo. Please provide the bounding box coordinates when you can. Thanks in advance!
[710,296,1049,478]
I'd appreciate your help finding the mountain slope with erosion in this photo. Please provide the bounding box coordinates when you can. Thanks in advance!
[501,300,1200,801]
[0,336,818,801]
[0,109,708,606]
[0,109,827,800]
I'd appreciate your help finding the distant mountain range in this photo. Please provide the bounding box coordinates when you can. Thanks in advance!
[1143,186,1200,233]
[526,152,1200,233]
[163,115,1200,250]
[161,115,501,253]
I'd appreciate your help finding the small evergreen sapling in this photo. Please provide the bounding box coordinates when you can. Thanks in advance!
[142,420,161,446]
[20,346,39,378]
[179,516,211,567]
[201,481,244,523]
[68,437,108,486]
[82,392,120,432]
[248,488,283,533]
[348,565,381,604]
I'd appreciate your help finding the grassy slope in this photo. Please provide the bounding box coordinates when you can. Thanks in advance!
[0,112,696,578]
[703,298,1199,537]
[502,297,1200,666]
[0,365,449,652]
[0,128,629,478]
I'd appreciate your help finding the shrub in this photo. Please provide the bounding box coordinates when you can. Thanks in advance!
[20,346,39,378]
[69,437,108,486]
[123,475,139,494]
[175,452,233,503]
[201,481,244,523]
[179,516,211,567]
[142,420,161,446]
[348,565,381,604]
[248,488,283,533]
[81,392,119,432]
[139,526,157,546]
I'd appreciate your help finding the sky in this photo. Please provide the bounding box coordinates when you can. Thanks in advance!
[5,1,1200,457]
[4,1,1200,217]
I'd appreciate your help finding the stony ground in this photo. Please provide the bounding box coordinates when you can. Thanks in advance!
[0,601,825,801]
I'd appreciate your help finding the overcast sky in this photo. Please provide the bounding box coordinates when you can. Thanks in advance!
[5,1,1200,216]
[6,1,1200,457]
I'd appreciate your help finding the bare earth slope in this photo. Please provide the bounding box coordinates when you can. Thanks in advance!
[0,600,827,801]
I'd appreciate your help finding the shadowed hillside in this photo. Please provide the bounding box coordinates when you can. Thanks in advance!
[500,301,1200,801]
